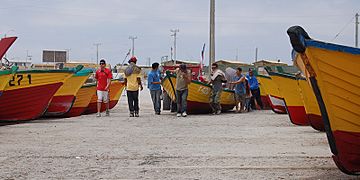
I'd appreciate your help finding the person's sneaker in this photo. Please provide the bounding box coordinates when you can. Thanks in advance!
[176,113,181,117]
[105,110,110,116]
[135,112,139,117]
[96,113,101,117]
[216,110,221,115]
[129,112,134,117]
[181,112,187,117]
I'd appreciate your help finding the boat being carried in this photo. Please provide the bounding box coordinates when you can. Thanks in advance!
[83,79,126,114]
[44,66,92,117]
[267,70,309,126]
[162,73,236,114]
[288,26,360,174]
[0,68,75,121]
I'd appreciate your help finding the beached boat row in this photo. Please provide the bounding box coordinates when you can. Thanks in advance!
[0,66,125,121]
[0,37,126,121]
[286,26,360,174]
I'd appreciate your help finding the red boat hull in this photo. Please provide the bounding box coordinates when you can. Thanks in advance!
[44,95,75,116]
[332,130,360,174]
[0,83,62,121]
[285,105,309,126]
[186,100,234,114]
[83,100,119,115]
[62,107,86,118]
[307,114,325,132]
[261,95,272,110]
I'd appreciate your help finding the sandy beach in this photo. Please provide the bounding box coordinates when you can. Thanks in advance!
[0,89,355,179]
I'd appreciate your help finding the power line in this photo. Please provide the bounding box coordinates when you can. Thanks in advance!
[331,15,355,41]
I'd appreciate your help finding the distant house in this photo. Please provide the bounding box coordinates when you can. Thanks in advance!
[253,60,288,67]
[215,60,253,72]
[161,59,200,66]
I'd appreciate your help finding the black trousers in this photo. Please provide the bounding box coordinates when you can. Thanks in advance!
[250,88,263,110]
[127,90,139,113]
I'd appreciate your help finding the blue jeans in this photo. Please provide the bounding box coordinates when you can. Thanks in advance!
[150,90,162,113]
[176,89,188,113]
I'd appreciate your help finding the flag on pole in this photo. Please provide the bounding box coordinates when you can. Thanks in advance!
[200,43,206,70]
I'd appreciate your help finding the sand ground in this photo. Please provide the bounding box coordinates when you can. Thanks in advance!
[0,89,356,179]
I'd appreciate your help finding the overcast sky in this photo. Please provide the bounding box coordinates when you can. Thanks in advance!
[1,0,359,65]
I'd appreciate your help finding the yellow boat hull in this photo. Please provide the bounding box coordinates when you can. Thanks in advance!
[268,72,309,126]
[63,84,97,117]
[288,26,360,174]
[162,74,235,114]
[45,71,91,116]
[84,80,126,114]
[256,75,286,114]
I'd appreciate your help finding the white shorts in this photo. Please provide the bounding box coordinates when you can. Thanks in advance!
[97,90,109,103]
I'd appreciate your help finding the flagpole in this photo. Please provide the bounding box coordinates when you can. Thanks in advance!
[209,0,215,76]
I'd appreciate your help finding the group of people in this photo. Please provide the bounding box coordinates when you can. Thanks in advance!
[94,57,264,118]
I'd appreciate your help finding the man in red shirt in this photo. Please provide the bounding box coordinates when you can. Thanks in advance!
[95,59,113,117]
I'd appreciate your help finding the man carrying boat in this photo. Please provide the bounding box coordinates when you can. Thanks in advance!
[209,63,226,115]
[124,57,143,117]
[229,67,246,113]
[147,62,162,115]
[95,59,113,117]
[246,68,263,110]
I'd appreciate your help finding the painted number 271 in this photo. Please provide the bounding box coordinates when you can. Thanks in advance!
[9,74,32,86]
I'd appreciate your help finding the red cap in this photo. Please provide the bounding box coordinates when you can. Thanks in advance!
[129,56,137,63]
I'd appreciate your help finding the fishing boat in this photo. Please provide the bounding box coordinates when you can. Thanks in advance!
[161,74,236,114]
[288,26,360,174]
[83,79,126,114]
[44,67,92,117]
[268,71,309,126]
[62,83,96,118]
[257,76,272,110]
[0,69,75,121]
[255,74,287,114]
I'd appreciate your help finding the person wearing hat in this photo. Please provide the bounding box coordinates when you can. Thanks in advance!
[95,59,113,117]
[124,56,143,117]
[246,68,263,110]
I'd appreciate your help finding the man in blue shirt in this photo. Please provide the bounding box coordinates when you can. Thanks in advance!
[246,68,263,110]
[148,62,162,115]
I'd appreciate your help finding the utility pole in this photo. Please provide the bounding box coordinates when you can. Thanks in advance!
[129,36,137,57]
[255,47,258,62]
[93,43,101,64]
[209,0,215,76]
[356,13,359,48]
[170,29,179,64]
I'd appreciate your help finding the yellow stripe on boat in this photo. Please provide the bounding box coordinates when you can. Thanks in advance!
[162,75,236,113]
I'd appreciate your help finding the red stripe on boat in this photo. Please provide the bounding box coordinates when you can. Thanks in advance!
[83,100,118,115]
[0,83,62,121]
[261,95,272,110]
[286,106,309,126]
[62,107,86,118]
[44,95,75,116]
[307,114,325,132]
[332,130,360,174]
[186,100,234,114]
